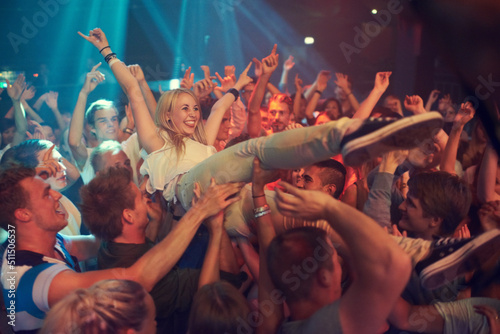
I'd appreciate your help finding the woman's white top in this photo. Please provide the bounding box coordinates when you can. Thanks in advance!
[140,137,216,202]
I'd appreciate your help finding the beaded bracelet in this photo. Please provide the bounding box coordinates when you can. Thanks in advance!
[104,52,117,64]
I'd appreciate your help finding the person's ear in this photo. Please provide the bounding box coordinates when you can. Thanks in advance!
[14,208,31,223]
[429,216,443,229]
[122,208,134,224]
[317,268,333,288]
[323,184,336,197]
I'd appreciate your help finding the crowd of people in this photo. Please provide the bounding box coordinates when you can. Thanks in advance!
[0,27,499,334]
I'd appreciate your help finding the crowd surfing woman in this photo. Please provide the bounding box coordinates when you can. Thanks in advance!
[79,28,443,233]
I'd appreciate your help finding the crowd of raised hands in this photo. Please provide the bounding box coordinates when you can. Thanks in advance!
[1,26,500,334]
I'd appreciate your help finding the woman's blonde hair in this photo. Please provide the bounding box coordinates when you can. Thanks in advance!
[40,280,149,334]
[155,88,208,159]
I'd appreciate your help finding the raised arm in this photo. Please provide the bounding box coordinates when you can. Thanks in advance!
[45,91,66,132]
[440,102,475,174]
[278,55,295,94]
[352,71,391,119]
[68,63,105,169]
[21,86,44,123]
[205,62,252,145]
[78,28,163,154]
[404,95,449,153]
[335,73,360,112]
[48,180,244,306]
[6,74,28,146]
[305,70,330,124]
[252,159,284,334]
[293,73,303,121]
[247,45,279,138]
[128,64,157,119]
[425,89,440,111]
[275,182,412,334]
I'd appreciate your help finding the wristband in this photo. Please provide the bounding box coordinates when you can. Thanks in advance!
[254,209,271,219]
[252,194,266,199]
[104,52,117,63]
[99,46,110,53]
[253,205,270,215]
[227,88,240,100]
[108,58,120,68]
[123,127,134,134]
[315,90,323,96]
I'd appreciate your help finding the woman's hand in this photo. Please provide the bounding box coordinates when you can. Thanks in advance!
[78,28,110,52]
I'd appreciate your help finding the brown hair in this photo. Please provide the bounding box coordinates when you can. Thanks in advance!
[188,281,251,334]
[79,167,135,240]
[408,171,472,235]
[0,167,36,229]
[269,93,293,114]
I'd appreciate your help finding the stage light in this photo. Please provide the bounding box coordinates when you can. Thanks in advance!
[371,9,378,14]
[304,37,314,45]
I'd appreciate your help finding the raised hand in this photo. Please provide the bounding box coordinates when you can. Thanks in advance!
[284,123,303,131]
[128,64,146,82]
[224,65,236,77]
[193,78,217,99]
[334,73,351,94]
[45,91,59,110]
[294,73,303,92]
[81,63,105,95]
[474,305,500,334]
[438,94,452,111]
[427,90,440,104]
[180,67,194,90]
[316,70,331,92]
[78,28,109,51]
[35,145,61,180]
[252,57,262,77]
[404,95,425,114]
[275,181,331,221]
[374,71,392,93]
[233,61,253,91]
[261,44,279,76]
[26,120,46,140]
[6,74,26,101]
[283,55,295,71]
[215,72,236,93]
[380,149,409,174]
[21,85,36,101]
[453,102,475,127]
[251,157,281,191]
[452,224,470,239]
[192,178,244,218]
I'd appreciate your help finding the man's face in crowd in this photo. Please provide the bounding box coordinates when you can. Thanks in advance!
[21,176,68,232]
[268,100,291,133]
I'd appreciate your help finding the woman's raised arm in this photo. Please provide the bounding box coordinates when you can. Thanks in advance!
[78,28,163,154]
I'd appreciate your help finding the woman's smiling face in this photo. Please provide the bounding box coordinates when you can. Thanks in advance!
[170,93,200,136]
